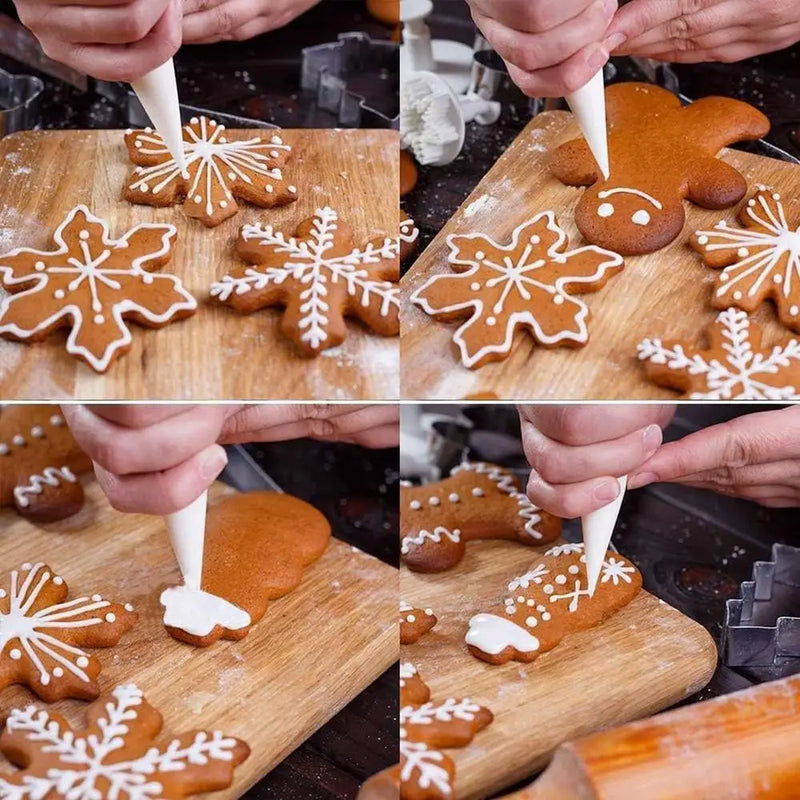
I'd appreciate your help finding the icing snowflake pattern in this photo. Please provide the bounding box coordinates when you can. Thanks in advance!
[210,207,400,354]
[546,543,584,557]
[401,699,483,728]
[410,211,624,368]
[399,741,452,796]
[601,556,636,585]
[0,683,249,799]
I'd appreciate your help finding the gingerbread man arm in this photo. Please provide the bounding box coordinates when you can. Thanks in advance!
[686,158,748,209]
[682,97,770,152]
[549,138,599,186]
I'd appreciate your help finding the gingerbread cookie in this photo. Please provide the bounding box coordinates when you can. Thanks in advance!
[549,82,770,255]
[400,150,418,196]
[124,116,296,227]
[409,211,624,368]
[161,492,330,647]
[400,209,419,262]
[401,462,561,572]
[358,768,402,800]
[466,543,641,665]
[638,307,800,399]
[400,602,437,644]
[0,205,197,372]
[0,683,249,798]
[0,562,138,701]
[210,206,400,356]
[692,187,800,330]
[400,662,431,706]
[0,406,93,522]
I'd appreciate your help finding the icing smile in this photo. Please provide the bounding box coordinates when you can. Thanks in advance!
[596,188,663,228]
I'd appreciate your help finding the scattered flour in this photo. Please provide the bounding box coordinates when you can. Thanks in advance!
[464,194,491,217]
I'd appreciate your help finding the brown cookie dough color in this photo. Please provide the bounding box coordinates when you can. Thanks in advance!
[400,208,419,262]
[400,150,418,197]
[400,602,437,644]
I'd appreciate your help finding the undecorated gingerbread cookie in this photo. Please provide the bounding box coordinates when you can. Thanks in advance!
[0,205,197,372]
[400,602,437,644]
[161,492,330,647]
[0,683,249,798]
[466,542,641,665]
[210,206,400,356]
[409,211,623,368]
[638,307,800,399]
[401,462,561,572]
[124,116,296,227]
[549,82,769,255]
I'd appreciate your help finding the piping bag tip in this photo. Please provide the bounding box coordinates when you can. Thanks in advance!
[565,68,610,181]
[582,475,627,596]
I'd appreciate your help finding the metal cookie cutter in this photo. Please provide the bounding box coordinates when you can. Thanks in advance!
[722,543,800,675]
[0,67,43,138]
[301,32,399,128]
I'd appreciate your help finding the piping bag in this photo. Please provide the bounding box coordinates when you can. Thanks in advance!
[565,68,609,180]
[581,475,626,596]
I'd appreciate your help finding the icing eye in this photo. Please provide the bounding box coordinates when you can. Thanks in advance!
[597,202,614,218]
[631,209,651,226]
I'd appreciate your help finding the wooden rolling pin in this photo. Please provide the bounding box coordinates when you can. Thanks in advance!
[501,674,800,800]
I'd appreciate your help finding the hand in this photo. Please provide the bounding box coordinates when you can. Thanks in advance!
[467,0,617,98]
[629,407,800,508]
[519,403,675,518]
[12,0,181,81]
[604,0,800,63]
[182,0,319,44]
[63,404,399,515]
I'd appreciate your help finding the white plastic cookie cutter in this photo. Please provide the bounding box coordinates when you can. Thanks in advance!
[582,475,627,596]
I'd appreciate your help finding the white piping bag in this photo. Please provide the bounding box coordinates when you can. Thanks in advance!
[582,475,626,596]
[565,69,610,180]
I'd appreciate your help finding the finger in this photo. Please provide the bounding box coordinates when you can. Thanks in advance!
[758,497,800,508]
[346,423,400,449]
[505,43,610,98]
[94,444,228,515]
[661,460,800,495]
[183,0,225,13]
[627,39,786,63]
[470,0,611,33]
[617,18,750,53]
[77,404,198,428]
[181,0,262,42]
[526,470,621,519]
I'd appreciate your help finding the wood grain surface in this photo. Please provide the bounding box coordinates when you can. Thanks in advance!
[400,109,800,399]
[401,540,718,800]
[0,128,399,400]
[0,479,398,798]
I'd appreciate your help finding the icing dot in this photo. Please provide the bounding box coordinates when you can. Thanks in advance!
[0,444,7,455]
[144,126,153,133]
[517,596,525,604]
[631,209,650,226]
[139,184,149,193]
[530,235,540,244]
[406,614,416,623]
[737,247,749,257]
[22,563,32,570]
[773,193,781,200]
[429,497,440,506]
[271,169,282,177]
[526,599,535,606]
[91,594,102,602]
[568,565,579,574]
[469,282,481,291]
[220,137,227,144]
[525,617,537,628]
[792,306,800,316]
[271,136,283,145]
[142,274,154,284]
[0,589,5,598]
[228,172,237,181]
[410,500,421,510]
[580,555,587,563]
[288,185,297,194]
[697,235,709,245]
[190,116,199,124]
[424,608,433,616]
[265,184,274,193]
[105,613,116,623]
[77,656,90,668]
[220,200,228,209]
[94,314,104,324]
[543,584,554,594]
[537,605,546,613]
[34,260,45,271]
[31,426,44,438]
[472,488,484,497]
[505,606,515,614]
[475,250,485,260]
[597,202,614,218]
[9,649,21,660]
[270,150,280,158]
[53,667,64,677]
[125,128,133,135]
[448,493,460,503]
[748,199,756,207]
[50,415,64,426]
[209,120,217,127]
[486,317,496,326]
[733,291,743,300]
[555,574,567,585]
[553,295,564,305]
[542,612,551,621]
[125,603,134,611]
[53,576,63,585]
[12,436,24,447]
[774,275,783,283]
[80,230,90,240]
[54,289,65,299]
[194,195,203,204]
[135,141,143,148]
[718,221,728,228]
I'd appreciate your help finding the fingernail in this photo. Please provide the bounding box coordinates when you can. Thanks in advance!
[643,424,662,457]
[603,32,626,51]
[199,445,228,481]
[594,480,620,503]
[587,45,609,72]
[629,472,657,490]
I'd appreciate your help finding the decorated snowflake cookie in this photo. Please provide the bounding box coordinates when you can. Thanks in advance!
[124,116,296,227]
[692,188,800,331]
[638,307,800,399]
[409,211,624,368]
[0,562,138,701]
[210,206,400,356]
[401,462,561,572]
[0,206,197,372]
[0,683,249,799]
[466,543,641,665]
[400,662,430,706]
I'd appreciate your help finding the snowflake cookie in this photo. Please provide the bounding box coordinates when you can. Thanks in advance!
[0,683,250,799]
[124,116,296,227]
[401,462,561,573]
[210,206,400,356]
[466,543,641,665]
[409,211,624,368]
[638,307,800,400]
[0,206,197,373]
[691,188,800,331]
[400,602,437,645]
[400,663,430,706]
[0,562,138,702]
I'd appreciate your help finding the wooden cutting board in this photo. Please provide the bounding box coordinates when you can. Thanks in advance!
[0,128,398,400]
[400,109,800,399]
[0,479,398,798]
[401,541,718,800]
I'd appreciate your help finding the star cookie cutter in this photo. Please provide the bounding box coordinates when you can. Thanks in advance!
[0,67,44,137]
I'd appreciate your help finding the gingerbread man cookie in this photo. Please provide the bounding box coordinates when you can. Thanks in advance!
[400,209,419,262]
[401,462,561,572]
[210,206,400,356]
[638,307,800,399]
[124,116,296,227]
[0,406,92,522]
[0,683,249,799]
[0,562,138,702]
[0,205,197,372]
[466,543,641,665]
[161,492,330,647]
[692,187,800,331]
[410,211,624,368]
[400,602,437,644]
[550,82,770,255]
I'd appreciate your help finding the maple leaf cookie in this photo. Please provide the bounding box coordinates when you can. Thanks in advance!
[0,405,92,522]
[549,82,770,255]
[124,116,296,227]
[466,543,641,665]
[638,307,800,399]
[691,188,800,331]
[400,602,437,644]
[409,211,623,368]
[401,462,561,573]
[0,683,249,799]
[210,206,400,356]
[0,206,197,373]
[0,562,138,702]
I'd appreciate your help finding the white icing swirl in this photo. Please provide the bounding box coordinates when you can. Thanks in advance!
[160,586,251,637]
[465,613,539,655]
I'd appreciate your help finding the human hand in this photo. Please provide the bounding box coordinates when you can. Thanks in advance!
[182,0,319,44]
[604,0,800,63]
[467,0,617,98]
[12,0,181,81]
[629,407,800,508]
[519,403,675,518]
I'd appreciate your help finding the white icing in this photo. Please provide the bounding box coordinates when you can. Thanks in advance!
[400,218,420,245]
[508,563,548,591]
[160,586,251,638]
[597,202,614,218]
[546,542,584,557]
[550,579,591,612]
[400,741,451,794]
[631,209,651,226]
[401,698,482,726]
[465,613,540,655]
[401,526,460,555]
[602,556,636,585]
[597,187,663,210]
[13,466,77,508]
